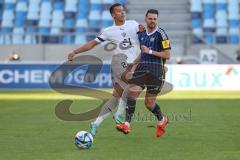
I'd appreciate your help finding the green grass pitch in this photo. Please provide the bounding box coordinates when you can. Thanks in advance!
[0,90,240,160]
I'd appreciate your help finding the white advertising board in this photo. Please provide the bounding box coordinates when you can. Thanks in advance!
[166,65,240,90]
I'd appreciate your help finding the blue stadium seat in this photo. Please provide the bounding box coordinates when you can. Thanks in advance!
[4,2,15,10]
[40,14,51,23]
[5,0,16,3]
[190,0,202,13]
[16,1,27,12]
[38,31,50,44]
[191,19,202,28]
[216,10,227,27]
[86,34,96,42]
[28,0,40,12]
[89,10,101,28]
[202,0,216,45]
[24,27,37,44]
[116,0,126,4]
[27,0,40,20]
[52,10,64,20]
[15,11,26,27]
[50,27,61,35]
[40,1,52,13]
[53,1,64,10]
[39,27,49,35]
[76,19,88,37]
[203,0,215,19]
[229,20,239,27]
[229,27,240,44]
[228,0,239,28]
[0,27,12,44]
[62,35,74,44]
[1,20,14,29]
[216,27,227,43]
[65,0,78,12]
[203,34,214,44]
[27,11,39,20]
[74,35,87,44]
[90,0,101,11]
[77,0,89,19]
[0,11,2,24]
[76,18,88,28]
[203,19,215,32]
[39,18,50,28]
[192,28,203,44]
[216,0,227,10]
[51,19,63,28]
[103,0,115,4]
[49,27,62,44]
[101,10,113,27]
[12,27,24,44]
[2,10,14,21]
[51,10,64,34]
[102,0,114,10]
[64,18,75,28]
[48,36,61,44]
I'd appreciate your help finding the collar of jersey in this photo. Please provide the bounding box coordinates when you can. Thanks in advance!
[113,21,126,27]
[146,26,158,36]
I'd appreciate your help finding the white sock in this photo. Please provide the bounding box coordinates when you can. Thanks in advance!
[93,96,118,127]
[115,98,126,117]
[94,112,111,127]
[125,121,130,127]
[158,116,165,125]
[115,85,129,117]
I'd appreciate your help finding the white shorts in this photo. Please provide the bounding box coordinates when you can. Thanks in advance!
[111,54,129,89]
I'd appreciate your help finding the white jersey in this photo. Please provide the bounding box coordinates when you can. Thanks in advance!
[95,20,140,63]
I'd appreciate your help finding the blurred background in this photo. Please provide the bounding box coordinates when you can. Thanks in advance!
[0,1,240,159]
[0,0,239,63]
[0,0,240,89]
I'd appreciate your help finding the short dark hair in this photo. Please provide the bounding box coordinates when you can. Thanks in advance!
[109,3,122,14]
[145,9,159,17]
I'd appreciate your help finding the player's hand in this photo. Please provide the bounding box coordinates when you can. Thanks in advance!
[141,45,150,54]
[68,52,76,61]
[138,24,145,32]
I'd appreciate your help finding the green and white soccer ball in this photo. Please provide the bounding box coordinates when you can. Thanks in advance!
[75,131,94,149]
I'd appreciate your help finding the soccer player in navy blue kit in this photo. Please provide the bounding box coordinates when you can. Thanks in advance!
[116,9,171,137]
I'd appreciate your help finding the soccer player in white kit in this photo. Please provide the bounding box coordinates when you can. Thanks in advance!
[68,3,141,136]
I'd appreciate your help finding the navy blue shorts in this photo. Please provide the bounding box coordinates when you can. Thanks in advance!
[129,64,165,95]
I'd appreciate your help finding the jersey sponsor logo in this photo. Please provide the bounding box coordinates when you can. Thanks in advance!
[150,37,155,42]
[162,40,170,49]
[119,38,132,50]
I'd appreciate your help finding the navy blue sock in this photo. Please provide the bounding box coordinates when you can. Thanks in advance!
[151,104,163,121]
[125,98,136,123]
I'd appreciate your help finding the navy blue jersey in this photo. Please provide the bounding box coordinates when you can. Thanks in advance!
[137,27,171,77]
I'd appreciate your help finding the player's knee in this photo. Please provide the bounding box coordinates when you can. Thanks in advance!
[113,83,123,97]
[128,85,142,99]
[145,99,155,110]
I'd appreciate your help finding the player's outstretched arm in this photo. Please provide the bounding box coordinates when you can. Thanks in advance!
[68,40,99,61]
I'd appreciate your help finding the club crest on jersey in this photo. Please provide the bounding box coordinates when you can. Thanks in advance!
[150,37,155,42]
[121,32,126,37]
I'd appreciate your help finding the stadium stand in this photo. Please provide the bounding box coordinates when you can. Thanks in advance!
[190,0,240,44]
[0,0,239,64]
[0,0,122,45]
